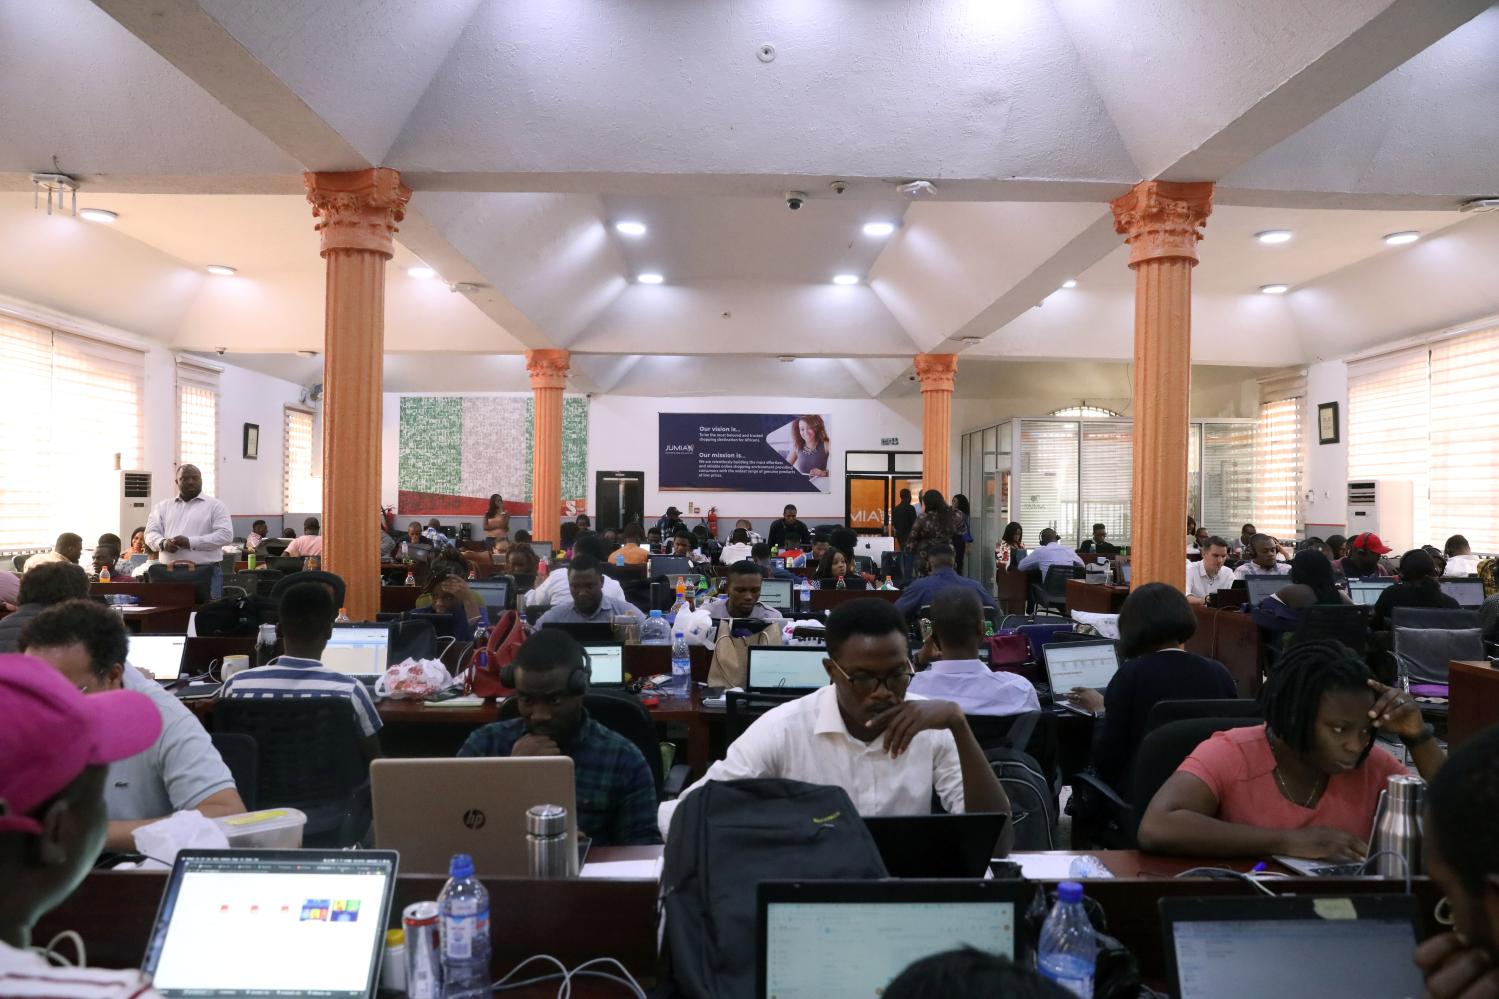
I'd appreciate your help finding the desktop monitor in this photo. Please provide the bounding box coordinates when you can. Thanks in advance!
[1042,639,1120,692]
[320,623,392,678]
[744,646,830,691]
[1243,574,1286,606]
[758,578,794,612]
[582,644,625,686]
[127,634,189,680]
[1348,578,1396,607]
[1439,577,1485,608]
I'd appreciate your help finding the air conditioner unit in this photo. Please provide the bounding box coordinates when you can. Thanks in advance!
[1346,479,1413,554]
[120,470,152,540]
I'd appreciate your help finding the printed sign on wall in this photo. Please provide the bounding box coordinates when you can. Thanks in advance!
[659,413,832,493]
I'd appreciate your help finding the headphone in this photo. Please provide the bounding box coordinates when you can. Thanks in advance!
[499,645,592,695]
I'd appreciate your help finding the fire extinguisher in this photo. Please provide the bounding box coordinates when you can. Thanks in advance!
[707,506,718,539]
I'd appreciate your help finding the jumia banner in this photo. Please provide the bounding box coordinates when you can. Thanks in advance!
[659,413,833,493]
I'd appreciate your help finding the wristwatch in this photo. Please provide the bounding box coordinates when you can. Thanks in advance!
[1400,723,1435,749]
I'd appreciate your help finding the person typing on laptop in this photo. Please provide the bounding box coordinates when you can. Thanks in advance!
[458,630,659,846]
[18,601,244,852]
[658,598,1012,848]
[219,582,383,761]
[909,588,1038,716]
[1137,641,1444,860]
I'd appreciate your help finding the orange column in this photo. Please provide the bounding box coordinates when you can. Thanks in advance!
[1110,180,1214,590]
[526,348,570,546]
[304,168,411,621]
[915,354,958,498]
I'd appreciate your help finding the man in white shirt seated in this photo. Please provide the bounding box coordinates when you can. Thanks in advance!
[718,528,754,565]
[526,535,629,608]
[1185,536,1235,605]
[909,588,1039,716]
[283,517,324,557]
[1016,528,1084,575]
[657,598,1012,849]
[1232,533,1292,580]
[144,464,233,598]
[1443,534,1482,577]
[20,533,83,574]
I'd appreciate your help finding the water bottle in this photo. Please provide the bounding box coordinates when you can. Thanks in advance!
[670,632,691,694]
[641,609,671,645]
[255,623,278,666]
[1368,774,1424,877]
[99,565,111,583]
[835,574,847,590]
[438,853,490,999]
[335,607,351,624]
[1037,881,1096,998]
[798,575,813,611]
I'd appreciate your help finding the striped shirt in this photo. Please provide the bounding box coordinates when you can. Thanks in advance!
[218,656,383,737]
[0,941,159,998]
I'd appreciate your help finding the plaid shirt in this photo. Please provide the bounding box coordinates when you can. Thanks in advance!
[457,711,660,846]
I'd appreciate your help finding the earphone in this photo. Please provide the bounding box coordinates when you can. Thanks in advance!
[499,646,592,694]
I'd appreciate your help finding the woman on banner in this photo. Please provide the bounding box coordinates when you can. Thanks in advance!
[784,415,830,479]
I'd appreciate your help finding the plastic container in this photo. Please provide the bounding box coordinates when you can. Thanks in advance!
[669,632,691,694]
[213,807,307,849]
[1037,881,1097,998]
[641,609,671,645]
[380,928,407,993]
[438,853,491,999]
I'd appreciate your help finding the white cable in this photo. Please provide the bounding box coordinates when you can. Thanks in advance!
[34,930,86,968]
[491,953,570,992]
[568,958,647,998]
[1361,849,1413,894]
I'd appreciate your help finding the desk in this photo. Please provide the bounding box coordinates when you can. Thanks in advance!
[1065,579,1128,615]
[996,568,1029,616]
[809,588,899,612]
[116,604,193,634]
[1448,658,1499,746]
[1186,605,1263,696]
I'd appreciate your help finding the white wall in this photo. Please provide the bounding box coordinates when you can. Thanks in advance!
[217,362,307,521]
[1303,359,1349,536]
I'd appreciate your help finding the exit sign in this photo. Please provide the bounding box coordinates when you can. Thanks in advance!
[881,437,900,446]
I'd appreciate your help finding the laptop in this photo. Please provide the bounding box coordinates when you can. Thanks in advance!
[141,848,399,999]
[758,879,1025,999]
[529,541,554,563]
[268,555,308,574]
[1440,576,1486,608]
[862,813,1009,878]
[1041,639,1120,714]
[320,623,392,679]
[371,757,576,877]
[744,646,830,691]
[468,578,511,617]
[649,555,693,578]
[541,621,617,645]
[759,577,794,612]
[128,633,188,680]
[582,644,626,686]
[1348,578,1397,607]
[1160,894,1424,999]
[1243,574,1286,606]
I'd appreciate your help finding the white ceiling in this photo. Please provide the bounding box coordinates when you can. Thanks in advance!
[3,0,1499,399]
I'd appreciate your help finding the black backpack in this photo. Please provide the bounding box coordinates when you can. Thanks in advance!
[195,594,273,637]
[661,779,887,999]
[987,745,1058,850]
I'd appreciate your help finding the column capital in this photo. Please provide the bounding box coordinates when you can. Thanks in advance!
[304,168,411,257]
[914,353,958,393]
[525,348,571,389]
[1110,180,1214,267]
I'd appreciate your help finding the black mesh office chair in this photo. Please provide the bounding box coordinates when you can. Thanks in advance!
[1391,607,1482,720]
[725,690,800,745]
[1032,564,1081,615]
[209,731,259,811]
[1143,698,1261,735]
[145,562,216,603]
[1288,603,1369,657]
[214,698,371,847]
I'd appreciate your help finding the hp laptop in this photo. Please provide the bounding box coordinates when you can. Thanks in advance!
[1243,574,1287,606]
[141,849,398,999]
[1348,578,1397,607]
[1160,894,1424,999]
[371,757,577,877]
[320,623,392,680]
[1041,639,1120,715]
[744,646,830,691]
[758,577,794,612]
[758,879,1025,999]
[862,813,1009,878]
[128,633,188,680]
[1440,576,1486,608]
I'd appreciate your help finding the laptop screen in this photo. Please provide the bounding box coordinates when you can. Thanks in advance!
[1244,574,1285,606]
[649,555,693,578]
[143,849,398,999]
[1043,641,1119,691]
[127,634,188,680]
[1348,579,1395,606]
[1440,577,1485,608]
[529,542,553,563]
[583,644,625,685]
[321,625,391,677]
[468,579,510,615]
[746,647,829,690]
[759,578,794,611]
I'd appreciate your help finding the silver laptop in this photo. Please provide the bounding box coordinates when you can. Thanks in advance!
[1243,574,1286,606]
[1439,576,1485,608]
[1348,578,1396,607]
[1042,640,1120,716]
[128,633,188,680]
[321,623,391,679]
[371,757,576,877]
[745,646,830,691]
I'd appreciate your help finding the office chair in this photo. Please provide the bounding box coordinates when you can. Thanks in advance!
[1391,607,1482,717]
[214,698,371,847]
[1031,564,1080,615]
[1288,604,1368,657]
[1143,698,1261,736]
[209,731,259,811]
[11,554,30,571]
[259,538,291,558]
[965,710,1060,798]
[145,562,216,603]
[725,690,800,745]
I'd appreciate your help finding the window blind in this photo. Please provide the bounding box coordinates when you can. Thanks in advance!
[176,359,219,498]
[1347,347,1430,548]
[1019,420,1079,544]
[1201,422,1255,537]
[1254,373,1303,541]
[1429,324,1499,551]
[283,407,321,514]
[1187,423,1202,532]
[1079,423,1132,546]
[0,317,59,550]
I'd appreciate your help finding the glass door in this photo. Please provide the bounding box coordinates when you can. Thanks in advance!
[846,475,892,533]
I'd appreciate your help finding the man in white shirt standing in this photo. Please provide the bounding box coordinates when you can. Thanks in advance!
[657,598,1012,849]
[1185,536,1235,605]
[1017,528,1085,575]
[145,464,233,599]
[909,588,1039,716]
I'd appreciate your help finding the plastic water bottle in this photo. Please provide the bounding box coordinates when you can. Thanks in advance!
[798,575,813,611]
[438,853,490,999]
[641,609,671,645]
[1037,881,1097,998]
[335,607,351,624]
[670,631,691,694]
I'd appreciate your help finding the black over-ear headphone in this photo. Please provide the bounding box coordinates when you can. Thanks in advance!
[499,646,592,694]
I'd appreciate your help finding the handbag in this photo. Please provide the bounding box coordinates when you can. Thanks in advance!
[466,609,526,698]
[707,619,781,688]
[985,632,1030,669]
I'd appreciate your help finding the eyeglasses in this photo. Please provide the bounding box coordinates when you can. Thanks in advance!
[827,658,913,696]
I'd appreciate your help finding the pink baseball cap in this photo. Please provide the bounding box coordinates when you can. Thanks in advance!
[0,653,161,835]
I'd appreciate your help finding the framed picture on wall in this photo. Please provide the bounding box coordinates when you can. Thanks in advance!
[243,423,260,459]
[1317,402,1339,445]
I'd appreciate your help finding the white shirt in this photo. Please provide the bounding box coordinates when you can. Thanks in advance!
[907,658,1040,717]
[1185,560,1236,599]
[1233,560,1291,580]
[524,568,627,608]
[1017,541,1084,574]
[0,940,160,998]
[144,494,233,567]
[657,685,964,838]
[1445,553,1482,577]
[718,542,753,565]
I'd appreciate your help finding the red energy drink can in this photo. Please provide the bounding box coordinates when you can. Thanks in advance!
[402,901,441,999]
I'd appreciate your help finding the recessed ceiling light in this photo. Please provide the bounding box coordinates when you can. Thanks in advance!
[1383,230,1420,246]
[1060,279,1078,289]
[1259,283,1289,295]
[862,221,896,237]
[79,208,118,223]
[637,272,664,284]
[205,264,237,277]
[615,221,647,237]
[407,266,436,280]
[832,274,860,285]
[1255,229,1292,244]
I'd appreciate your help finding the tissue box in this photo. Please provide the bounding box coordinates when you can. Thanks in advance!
[214,808,307,849]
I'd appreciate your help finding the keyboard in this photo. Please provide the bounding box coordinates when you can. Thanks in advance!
[1305,861,1366,877]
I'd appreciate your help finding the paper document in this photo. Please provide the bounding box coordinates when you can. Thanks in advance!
[579,858,664,881]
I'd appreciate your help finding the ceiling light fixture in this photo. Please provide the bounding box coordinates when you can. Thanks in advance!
[1259,283,1289,295]
[615,221,647,237]
[1460,198,1499,214]
[862,221,896,237]
[1255,229,1292,244]
[30,171,78,216]
[832,274,860,285]
[637,272,664,284]
[205,265,237,277]
[79,208,118,223]
[1383,230,1420,246]
[1060,279,1078,289]
[407,266,436,280]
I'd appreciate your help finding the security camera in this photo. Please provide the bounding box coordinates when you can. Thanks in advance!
[784,190,807,211]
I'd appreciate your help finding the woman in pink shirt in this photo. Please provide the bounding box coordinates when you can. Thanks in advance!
[1138,640,1445,861]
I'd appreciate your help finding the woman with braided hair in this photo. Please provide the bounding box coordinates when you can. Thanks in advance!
[1138,640,1445,860]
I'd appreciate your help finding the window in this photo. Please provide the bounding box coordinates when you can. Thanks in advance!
[283,407,321,514]
[1348,346,1430,549]
[176,359,219,498]
[1018,421,1079,543]
[0,314,144,550]
[1254,373,1304,540]
[1429,328,1499,550]
[1050,405,1121,419]
[1201,422,1255,537]
[1079,423,1132,544]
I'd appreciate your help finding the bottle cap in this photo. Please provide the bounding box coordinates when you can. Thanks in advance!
[1057,881,1084,903]
[527,803,568,836]
[385,928,405,948]
[449,853,475,879]
[650,609,663,617]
